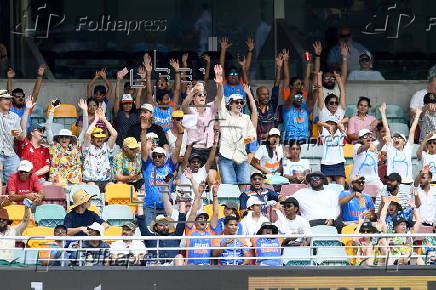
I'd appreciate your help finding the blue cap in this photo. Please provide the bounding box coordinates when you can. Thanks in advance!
[29,123,44,132]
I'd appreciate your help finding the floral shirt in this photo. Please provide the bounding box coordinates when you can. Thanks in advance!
[82,143,113,182]
[389,235,413,256]
[49,143,82,184]
[112,151,142,182]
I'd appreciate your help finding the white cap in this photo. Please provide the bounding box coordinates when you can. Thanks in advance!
[326,116,339,123]
[268,128,281,136]
[392,132,406,141]
[358,128,372,138]
[227,94,244,105]
[145,132,159,139]
[56,129,74,137]
[246,196,264,209]
[428,134,436,142]
[141,103,154,114]
[17,160,33,173]
[87,222,104,235]
[151,147,166,155]
[0,90,12,99]
[121,94,134,103]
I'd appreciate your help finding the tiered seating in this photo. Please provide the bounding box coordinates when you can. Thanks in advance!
[216,184,240,204]
[35,204,66,227]
[105,184,137,212]
[68,184,104,212]
[42,184,67,207]
[102,204,134,226]
[282,247,312,266]
[23,226,55,248]
[48,104,78,127]
[4,205,35,226]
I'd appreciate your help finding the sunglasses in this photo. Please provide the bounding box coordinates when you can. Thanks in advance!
[13,95,25,98]
[283,204,294,209]
[428,141,436,145]
[393,136,404,140]
[195,93,207,97]
[228,72,239,76]
[152,154,165,159]
[328,101,339,106]
[324,77,335,81]
[55,229,67,234]
[173,117,183,121]
[361,229,371,233]
[340,33,352,38]
[360,58,370,62]
[295,94,304,100]
[151,139,159,145]
[232,100,245,105]
[127,147,138,151]
[33,128,45,133]
[309,176,321,181]
[362,134,372,139]
[353,180,365,185]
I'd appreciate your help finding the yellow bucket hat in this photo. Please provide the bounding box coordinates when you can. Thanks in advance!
[69,189,95,211]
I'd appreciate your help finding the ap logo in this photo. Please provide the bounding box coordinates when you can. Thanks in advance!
[12,3,65,38]
[362,3,415,39]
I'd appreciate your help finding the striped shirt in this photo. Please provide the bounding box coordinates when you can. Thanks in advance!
[0,111,20,156]
[374,184,411,210]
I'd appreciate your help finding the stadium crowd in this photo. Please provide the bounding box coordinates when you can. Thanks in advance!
[0,26,436,267]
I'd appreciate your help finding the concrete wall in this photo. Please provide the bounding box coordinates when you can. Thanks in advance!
[0,79,427,113]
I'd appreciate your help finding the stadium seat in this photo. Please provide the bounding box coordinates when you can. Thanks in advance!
[282,246,312,266]
[217,184,241,204]
[301,145,323,159]
[105,184,136,212]
[88,205,101,216]
[30,104,45,125]
[344,164,353,183]
[202,204,225,219]
[340,224,357,246]
[104,226,123,243]
[47,104,78,128]
[345,104,357,118]
[4,205,35,226]
[42,184,67,207]
[315,247,350,266]
[375,104,408,124]
[23,226,55,248]
[280,184,308,196]
[68,184,104,211]
[70,123,78,136]
[389,122,410,138]
[310,225,341,247]
[35,204,66,228]
[102,204,134,226]
[343,144,354,158]
[13,249,39,265]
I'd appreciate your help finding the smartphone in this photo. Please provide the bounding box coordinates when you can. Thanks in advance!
[52,99,61,107]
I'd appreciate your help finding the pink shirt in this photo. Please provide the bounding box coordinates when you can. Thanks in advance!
[186,101,217,149]
[347,114,376,142]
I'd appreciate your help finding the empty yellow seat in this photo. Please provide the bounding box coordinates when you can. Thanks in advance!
[5,205,35,226]
[202,204,225,219]
[70,123,78,136]
[23,226,55,248]
[343,144,354,158]
[47,104,78,118]
[105,184,137,212]
[104,226,123,243]
[345,164,353,184]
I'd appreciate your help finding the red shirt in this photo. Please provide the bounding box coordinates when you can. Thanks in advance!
[6,173,42,196]
[17,138,50,178]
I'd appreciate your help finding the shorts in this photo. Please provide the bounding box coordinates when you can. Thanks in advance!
[321,162,345,177]
[128,179,145,191]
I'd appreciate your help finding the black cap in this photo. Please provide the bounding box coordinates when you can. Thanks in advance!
[250,172,266,179]
[392,216,411,227]
[189,153,205,163]
[280,197,299,208]
[424,93,436,105]
[305,171,325,183]
[195,213,210,221]
[256,222,279,235]
[359,222,378,233]
[385,173,402,183]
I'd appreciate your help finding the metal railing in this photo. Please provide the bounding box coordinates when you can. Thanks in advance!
[1,233,435,267]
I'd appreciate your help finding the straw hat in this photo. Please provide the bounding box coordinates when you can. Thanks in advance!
[149,215,174,232]
[69,189,95,211]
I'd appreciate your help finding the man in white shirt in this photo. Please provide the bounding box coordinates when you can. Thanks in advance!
[240,196,270,236]
[374,173,411,213]
[413,168,436,225]
[274,197,311,246]
[409,76,436,118]
[110,222,147,265]
[292,172,343,231]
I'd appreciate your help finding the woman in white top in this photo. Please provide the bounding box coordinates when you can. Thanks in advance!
[166,110,187,158]
[240,196,270,236]
[251,128,283,175]
[318,118,346,185]
[216,65,257,184]
[379,103,421,182]
[416,132,436,182]
[315,71,347,123]
[352,128,384,190]
[282,142,310,183]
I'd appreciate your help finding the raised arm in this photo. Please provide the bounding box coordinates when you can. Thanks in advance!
[77,99,89,144]
[99,109,118,149]
[244,38,255,83]
[169,59,181,105]
[15,207,31,235]
[219,37,232,69]
[99,68,113,100]
[144,53,153,104]
[113,69,126,116]
[378,103,391,144]
[214,65,224,110]
[243,84,258,127]
[282,49,290,89]
[83,115,98,148]
[31,65,45,103]
[46,102,59,144]
[185,168,202,224]
[237,55,249,85]
[274,53,283,87]
[20,96,35,135]
[303,58,311,90]
[408,107,422,145]
[312,41,322,74]
[140,130,153,162]
[315,71,324,110]
[210,184,219,229]
[417,131,433,160]
[6,68,15,93]
[171,123,183,164]
[334,71,346,110]
[162,191,174,217]
[87,70,100,97]
[340,43,349,84]
[202,54,211,88]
